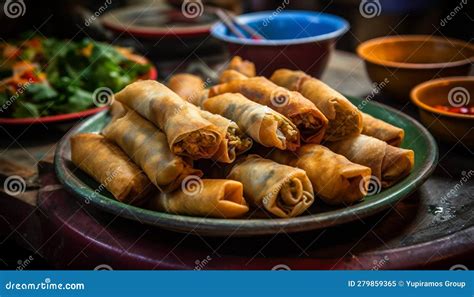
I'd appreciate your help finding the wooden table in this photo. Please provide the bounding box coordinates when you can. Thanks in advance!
[1,51,473,270]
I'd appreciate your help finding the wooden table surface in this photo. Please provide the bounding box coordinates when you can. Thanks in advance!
[0,51,472,270]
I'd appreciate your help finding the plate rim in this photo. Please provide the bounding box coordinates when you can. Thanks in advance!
[101,5,220,38]
[54,98,439,236]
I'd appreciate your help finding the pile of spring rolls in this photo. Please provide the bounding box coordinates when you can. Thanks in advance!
[70,56,414,219]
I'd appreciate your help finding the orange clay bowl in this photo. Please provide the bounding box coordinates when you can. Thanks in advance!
[410,76,474,146]
[357,35,474,101]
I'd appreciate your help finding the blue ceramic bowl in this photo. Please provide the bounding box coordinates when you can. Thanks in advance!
[211,10,349,78]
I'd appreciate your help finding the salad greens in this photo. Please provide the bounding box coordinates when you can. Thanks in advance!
[0,38,152,118]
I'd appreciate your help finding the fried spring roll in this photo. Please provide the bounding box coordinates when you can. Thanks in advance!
[167,73,206,102]
[267,145,372,205]
[167,76,253,163]
[362,113,405,147]
[102,110,203,192]
[115,80,222,159]
[220,69,249,83]
[227,56,256,77]
[227,155,314,218]
[110,101,126,119]
[270,69,362,141]
[209,77,328,144]
[326,134,414,188]
[70,133,152,205]
[148,179,249,218]
[194,92,300,151]
[199,109,253,163]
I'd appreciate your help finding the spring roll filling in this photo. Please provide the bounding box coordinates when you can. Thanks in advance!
[291,113,325,139]
[227,126,253,156]
[326,103,361,139]
[174,130,219,156]
[274,115,299,145]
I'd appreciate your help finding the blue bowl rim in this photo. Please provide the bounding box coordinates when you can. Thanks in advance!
[210,10,350,46]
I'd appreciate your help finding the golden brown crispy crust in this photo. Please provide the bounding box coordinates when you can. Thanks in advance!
[267,144,372,205]
[227,56,256,77]
[149,179,249,219]
[200,93,300,150]
[167,73,205,102]
[326,134,414,188]
[102,110,202,192]
[362,113,405,147]
[115,80,222,159]
[271,69,362,141]
[70,133,152,205]
[227,155,314,218]
[209,77,328,144]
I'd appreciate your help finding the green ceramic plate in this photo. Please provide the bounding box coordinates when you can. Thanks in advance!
[54,97,438,236]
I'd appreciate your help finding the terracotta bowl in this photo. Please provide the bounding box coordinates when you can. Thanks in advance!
[410,76,474,146]
[357,35,474,101]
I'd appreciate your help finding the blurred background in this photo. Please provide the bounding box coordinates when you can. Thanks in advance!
[1,0,472,41]
[1,0,472,69]
[0,0,472,269]
[0,0,472,85]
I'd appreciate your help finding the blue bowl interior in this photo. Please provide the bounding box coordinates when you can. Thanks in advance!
[211,11,349,45]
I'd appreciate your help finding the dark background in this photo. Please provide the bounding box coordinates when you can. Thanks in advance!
[0,0,472,269]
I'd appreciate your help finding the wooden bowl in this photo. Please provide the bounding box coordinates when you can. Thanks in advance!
[357,35,474,101]
[411,76,474,146]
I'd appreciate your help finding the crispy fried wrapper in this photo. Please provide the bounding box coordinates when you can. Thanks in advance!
[226,56,256,77]
[195,92,300,150]
[167,73,206,103]
[219,69,249,83]
[326,134,414,188]
[114,80,222,159]
[198,109,253,163]
[148,179,249,218]
[102,110,202,192]
[267,145,372,205]
[227,155,314,218]
[167,75,253,163]
[70,133,152,205]
[109,101,126,120]
[362,113,405,147]
[209,77,328,144]
[271,69,362,141]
